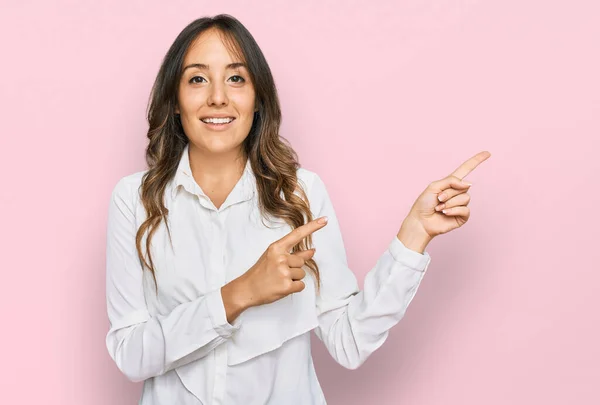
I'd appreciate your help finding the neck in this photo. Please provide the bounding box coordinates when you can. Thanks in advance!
[188,143,247,184]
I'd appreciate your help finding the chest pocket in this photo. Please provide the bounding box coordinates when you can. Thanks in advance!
[224,206,320,366]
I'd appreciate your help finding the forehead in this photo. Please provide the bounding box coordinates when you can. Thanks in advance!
[184,28,243,67]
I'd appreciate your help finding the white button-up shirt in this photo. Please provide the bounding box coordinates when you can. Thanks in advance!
[105,143,432,405]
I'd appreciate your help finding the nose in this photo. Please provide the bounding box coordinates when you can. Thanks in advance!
[207,81,228,107]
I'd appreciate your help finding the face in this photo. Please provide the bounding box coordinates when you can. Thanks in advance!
[175,28,256,156]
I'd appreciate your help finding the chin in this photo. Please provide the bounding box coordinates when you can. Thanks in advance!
[202,139,244,154]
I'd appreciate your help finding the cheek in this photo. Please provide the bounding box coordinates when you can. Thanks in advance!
[179,85,205,110]
[233,98,255,117]
[234,87,256,114]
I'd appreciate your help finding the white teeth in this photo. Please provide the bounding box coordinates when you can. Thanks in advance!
[201,117,234,124]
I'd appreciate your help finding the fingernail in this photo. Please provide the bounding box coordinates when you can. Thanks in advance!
[318,216,328,224]
[438,193,446,202]
[462,181,472,186]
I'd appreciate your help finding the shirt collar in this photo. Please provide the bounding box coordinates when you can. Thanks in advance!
[171,143,256,209]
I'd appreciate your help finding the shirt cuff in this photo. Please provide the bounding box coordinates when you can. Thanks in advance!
[388,235,431,272]
[205,288,243,338]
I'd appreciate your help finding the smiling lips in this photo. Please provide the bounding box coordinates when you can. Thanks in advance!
[200,117,235,124]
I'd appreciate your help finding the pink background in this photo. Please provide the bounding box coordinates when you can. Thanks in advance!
[1,0,599,404]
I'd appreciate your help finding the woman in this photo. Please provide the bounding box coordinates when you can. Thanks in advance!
[105,14,490,405]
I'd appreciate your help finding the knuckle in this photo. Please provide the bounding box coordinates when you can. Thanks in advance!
[266,251,279,263]
[283,278,294,290]
[278,265,290,277]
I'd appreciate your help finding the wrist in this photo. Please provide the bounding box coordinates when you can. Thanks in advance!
[397,217,432,254]
[221,278,251,323]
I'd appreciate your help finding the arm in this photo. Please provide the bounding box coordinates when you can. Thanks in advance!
[309,174,432,370]
[105,177,242,382]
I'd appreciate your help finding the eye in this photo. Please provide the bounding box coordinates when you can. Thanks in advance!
[229,75,245,83]
[189,76,206,84]
[188,75,246,84]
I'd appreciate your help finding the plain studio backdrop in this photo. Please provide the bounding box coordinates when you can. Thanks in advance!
[1,1,598,404]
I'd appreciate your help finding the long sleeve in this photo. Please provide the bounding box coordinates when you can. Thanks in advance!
[309,174,431,370]
[105,177,242,382]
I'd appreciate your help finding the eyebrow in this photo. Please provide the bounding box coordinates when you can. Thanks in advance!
[183,62,247,72]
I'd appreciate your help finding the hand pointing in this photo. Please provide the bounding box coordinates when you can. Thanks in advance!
[401,151,491,242]
[222,216,329,321]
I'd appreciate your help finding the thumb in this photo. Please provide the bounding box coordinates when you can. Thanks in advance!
[430,176,471,193]
[292,248,316,259]
[440,176,472,191]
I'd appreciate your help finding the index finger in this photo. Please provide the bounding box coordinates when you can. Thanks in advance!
[449,150,491,180]
[275,216,328,251]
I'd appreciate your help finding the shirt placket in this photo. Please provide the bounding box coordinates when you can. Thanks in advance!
[207,207,231,405]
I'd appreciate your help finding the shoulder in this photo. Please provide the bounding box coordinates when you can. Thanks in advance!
[109,170,147,208]
[296,166,330,212]
[296,166,324,193]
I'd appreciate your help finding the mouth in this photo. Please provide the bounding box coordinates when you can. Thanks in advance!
[200,117,236,130]
[200,117,235,124]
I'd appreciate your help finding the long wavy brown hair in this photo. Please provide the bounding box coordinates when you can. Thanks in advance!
[135,14,320,296]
